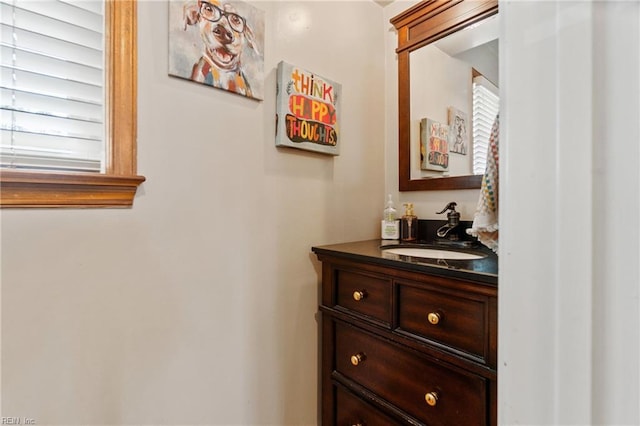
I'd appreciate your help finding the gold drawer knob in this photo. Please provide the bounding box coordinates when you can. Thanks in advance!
[427,312,441,325]
[425,391,439,406]
[350,353,365,366]
[352,290,366,301]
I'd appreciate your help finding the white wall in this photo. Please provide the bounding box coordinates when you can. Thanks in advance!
[0,1,385,424]
[500,1,640,424]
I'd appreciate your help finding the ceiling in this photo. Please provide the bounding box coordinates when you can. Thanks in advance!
[433,14,499,57]
[373,0,395,6]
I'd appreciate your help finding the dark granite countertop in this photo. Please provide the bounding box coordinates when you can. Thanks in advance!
[312,239,498,285]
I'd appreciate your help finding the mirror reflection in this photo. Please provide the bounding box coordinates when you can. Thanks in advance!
[409,14,499,180]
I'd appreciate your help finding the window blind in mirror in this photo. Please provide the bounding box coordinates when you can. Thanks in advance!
[0,0,104,173]
[472,75,499,175]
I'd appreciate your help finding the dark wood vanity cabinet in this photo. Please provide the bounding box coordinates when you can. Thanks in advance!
[314,249,497,426]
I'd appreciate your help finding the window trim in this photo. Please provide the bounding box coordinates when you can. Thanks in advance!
[0,0,145,208]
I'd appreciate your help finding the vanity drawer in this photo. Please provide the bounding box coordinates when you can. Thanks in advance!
[335,269,392,325]
[397,282,489,362]
[335,385,402,426]
[335,322,487,426]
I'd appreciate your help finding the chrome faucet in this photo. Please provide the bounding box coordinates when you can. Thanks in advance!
[436,202,460,241]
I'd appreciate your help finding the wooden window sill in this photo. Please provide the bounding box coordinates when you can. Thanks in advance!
[0,170,145,208]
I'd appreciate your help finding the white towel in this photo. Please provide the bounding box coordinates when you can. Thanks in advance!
[467,114,499,253]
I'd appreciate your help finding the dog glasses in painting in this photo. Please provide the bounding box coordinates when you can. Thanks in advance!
[199,1,246,33]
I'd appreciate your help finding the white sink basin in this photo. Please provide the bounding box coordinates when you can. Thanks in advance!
[382,247,486,260]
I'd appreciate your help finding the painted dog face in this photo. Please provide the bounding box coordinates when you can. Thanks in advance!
[183,0,258,71]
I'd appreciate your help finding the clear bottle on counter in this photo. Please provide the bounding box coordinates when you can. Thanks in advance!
[381,194,400,240]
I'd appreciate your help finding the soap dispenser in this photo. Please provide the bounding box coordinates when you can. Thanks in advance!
[381,194,400,240]
[401,203,418,242]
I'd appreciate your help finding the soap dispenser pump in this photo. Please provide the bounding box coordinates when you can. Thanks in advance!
[401,203,418,242]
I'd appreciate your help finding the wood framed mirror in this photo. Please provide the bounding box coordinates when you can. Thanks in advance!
[391,0,498,191]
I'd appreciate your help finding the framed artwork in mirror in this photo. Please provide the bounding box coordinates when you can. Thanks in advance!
[448,107,468,155]
[420,117,449,171]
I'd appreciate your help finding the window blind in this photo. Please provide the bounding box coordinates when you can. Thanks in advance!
[472,75,499,175]
[0,0,104,173]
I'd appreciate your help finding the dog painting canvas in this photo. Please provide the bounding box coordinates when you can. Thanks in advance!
[169,0,264,100]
